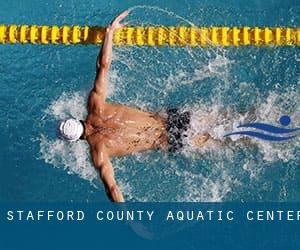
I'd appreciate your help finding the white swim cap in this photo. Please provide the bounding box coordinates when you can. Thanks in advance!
[58,118,84,142]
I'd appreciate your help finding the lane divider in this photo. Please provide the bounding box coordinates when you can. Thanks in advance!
[0,25,299,46]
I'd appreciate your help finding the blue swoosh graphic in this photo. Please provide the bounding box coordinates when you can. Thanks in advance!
[224,131,297,141]
[237,123,300,134]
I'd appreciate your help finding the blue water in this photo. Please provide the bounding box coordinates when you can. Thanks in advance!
[0,0,299,202]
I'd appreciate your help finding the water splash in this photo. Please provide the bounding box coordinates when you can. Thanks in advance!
[39,88,300,202]
[37,6,300,202]
[39,134,97,184]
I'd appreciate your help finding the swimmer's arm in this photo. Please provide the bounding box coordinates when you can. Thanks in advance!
[94,11,129,99]
[92,144,125,202]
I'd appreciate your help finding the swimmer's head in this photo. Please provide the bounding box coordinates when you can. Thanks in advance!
[57,118,84,142]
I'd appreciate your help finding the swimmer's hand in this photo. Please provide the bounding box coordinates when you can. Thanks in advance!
[107,10,129,33]
[94,10,129,101]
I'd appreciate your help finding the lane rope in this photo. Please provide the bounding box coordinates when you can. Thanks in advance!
[0,25,299,46]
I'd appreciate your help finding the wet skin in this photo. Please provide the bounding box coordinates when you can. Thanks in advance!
[84,95,168,157]
[80,11,209,202]
[80,11,162,203]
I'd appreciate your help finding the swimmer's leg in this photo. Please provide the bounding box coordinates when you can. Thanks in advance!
[192,133,254,148]
[192,132,211,147]
[190,115,216,147]
[190,108,258,148]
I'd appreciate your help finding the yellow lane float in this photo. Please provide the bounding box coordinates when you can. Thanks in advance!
[0,25,299,46]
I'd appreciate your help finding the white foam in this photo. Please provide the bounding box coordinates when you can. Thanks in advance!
[180,89,300,163]
[38,73,300,203]
[39,134,97,183]
[45,91,87,120]
[37,7,299,202]
[253,90,300,162]
[39,92,98,185]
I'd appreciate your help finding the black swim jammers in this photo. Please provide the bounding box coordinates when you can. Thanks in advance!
[166,108,191,153]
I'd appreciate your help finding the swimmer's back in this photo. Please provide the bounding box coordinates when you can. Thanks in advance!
[86,102,168,156]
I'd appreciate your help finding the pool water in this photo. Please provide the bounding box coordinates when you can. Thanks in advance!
[0,0,299,202]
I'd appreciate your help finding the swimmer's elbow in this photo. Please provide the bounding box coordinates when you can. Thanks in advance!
[92,156,104,169]
[100,58,111,70]
[96,57,110,72]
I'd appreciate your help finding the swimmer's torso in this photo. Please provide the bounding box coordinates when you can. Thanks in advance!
[85,92,167,156]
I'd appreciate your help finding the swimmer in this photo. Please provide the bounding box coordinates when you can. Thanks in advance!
[58,11,211,202]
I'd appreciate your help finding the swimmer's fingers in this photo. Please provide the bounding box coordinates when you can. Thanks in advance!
[114,10,130,23]
[110,10,130,30]
[119,22,129,29]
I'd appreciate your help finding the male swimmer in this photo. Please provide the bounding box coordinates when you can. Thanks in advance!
[58,11,210,202]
